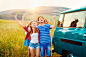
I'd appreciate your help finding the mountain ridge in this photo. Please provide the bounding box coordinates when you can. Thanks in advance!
[0,6,70,21]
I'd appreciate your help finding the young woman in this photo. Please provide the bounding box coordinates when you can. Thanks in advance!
[28,21,40,57]
[14,14,31,57]
[44,19,51,38]
[14,14,40,57]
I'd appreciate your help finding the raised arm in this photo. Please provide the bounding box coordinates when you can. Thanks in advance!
[50,15,56,28]
[22,14,25,26]
[14,14,25,27]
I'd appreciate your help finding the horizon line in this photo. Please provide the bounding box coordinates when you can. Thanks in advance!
[0,6,71,12]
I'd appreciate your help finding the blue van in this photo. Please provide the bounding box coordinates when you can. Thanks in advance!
[52,6,86,57]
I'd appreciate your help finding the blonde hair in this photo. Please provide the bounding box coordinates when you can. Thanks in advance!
[44,19,48,24]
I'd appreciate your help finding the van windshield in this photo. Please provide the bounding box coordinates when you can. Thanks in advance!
[58,11,86,28]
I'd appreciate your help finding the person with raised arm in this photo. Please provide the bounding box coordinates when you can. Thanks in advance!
[14,14,31,57]
[37,16,56,57]
[14,14,40,57]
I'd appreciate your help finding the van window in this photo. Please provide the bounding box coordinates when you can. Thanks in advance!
[57,14,64,27]
[63,11,86,28]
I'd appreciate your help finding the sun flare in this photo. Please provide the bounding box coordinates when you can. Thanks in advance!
[29,0,40,9]
[30,5,39,10]
[30,6,35,9]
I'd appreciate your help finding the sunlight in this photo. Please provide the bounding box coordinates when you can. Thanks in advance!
[30,6,35,9]
[29,4,39,10]
[29,0,40,9]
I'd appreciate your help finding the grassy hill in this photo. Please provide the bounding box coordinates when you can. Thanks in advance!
[0,6,70,22]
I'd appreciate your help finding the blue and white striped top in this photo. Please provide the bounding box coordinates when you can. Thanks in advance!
[37,24,51,44]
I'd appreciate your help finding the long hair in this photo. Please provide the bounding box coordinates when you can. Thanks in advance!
[27,21,38,34]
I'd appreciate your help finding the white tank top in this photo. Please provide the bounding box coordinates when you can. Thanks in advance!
[30,33,38,43]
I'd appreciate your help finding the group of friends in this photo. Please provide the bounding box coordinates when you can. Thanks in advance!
[14,14,56,57]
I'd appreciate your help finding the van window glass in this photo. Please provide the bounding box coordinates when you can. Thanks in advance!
[57,14,63,27]
[63,11,86,28]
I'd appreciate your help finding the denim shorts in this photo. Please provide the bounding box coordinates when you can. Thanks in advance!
[29,42,40,49]
[40,43,51,57]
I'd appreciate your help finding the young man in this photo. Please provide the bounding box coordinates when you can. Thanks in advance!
[37,16,56,57]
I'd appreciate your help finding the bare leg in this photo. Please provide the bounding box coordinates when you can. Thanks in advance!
[36,48,40,57]
[30,48,35,57]
[28,46,30,57]
[45,48,47,57]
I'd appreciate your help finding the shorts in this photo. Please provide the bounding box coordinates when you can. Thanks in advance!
[40,42,51,57]
[24,38,30,46]
[29,42,40,49]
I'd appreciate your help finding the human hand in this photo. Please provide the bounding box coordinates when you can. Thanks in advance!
[22,14,25,19]
[53,15,56,20]
[14,14,17,19]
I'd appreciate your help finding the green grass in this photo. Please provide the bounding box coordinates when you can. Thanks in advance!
[0,19,28,57]
[0,19,62,57]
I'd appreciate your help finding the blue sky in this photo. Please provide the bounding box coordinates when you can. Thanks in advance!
[0,0,86,12]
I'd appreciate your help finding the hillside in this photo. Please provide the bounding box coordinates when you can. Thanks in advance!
[0,6,70,21]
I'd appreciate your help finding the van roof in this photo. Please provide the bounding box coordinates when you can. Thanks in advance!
[61,6,86,14]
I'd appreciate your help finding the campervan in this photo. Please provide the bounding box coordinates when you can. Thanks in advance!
[52,7,86,57]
